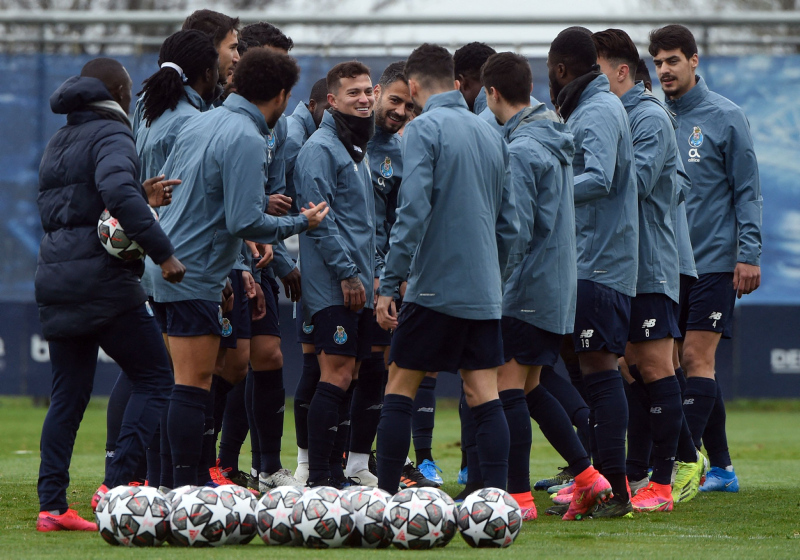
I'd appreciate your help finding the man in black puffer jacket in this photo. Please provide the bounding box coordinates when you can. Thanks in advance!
[35,57,185,532]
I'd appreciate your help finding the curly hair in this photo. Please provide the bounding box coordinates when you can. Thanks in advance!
[453,42,496,79]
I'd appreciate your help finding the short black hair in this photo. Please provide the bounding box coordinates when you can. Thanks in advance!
[481,52,531,106]
[310,77,328,103]
[234,48,299,104]
[453,42,496,79]
[549,26,598,76]
[593,28,639,72]
[182,9,239,48]
[648,24,698,60]
[635,59,652,85]
[327,61,371,94]
[240,22,294,51]
[405,43,454,88]
[378,61,408,88]
[80,57,129,91]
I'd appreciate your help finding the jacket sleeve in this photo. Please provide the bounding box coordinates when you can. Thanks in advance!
[631,114,669,201]
[378,120,435,296]
[675,155,691,204]
[725,111,762,266]
[266,122,288,196]
[221,133,308,244]
[92,125,175,265]
[573,117,619,205]
[295,143,360,281]
[270,241,297,278]
[497,144,521,281]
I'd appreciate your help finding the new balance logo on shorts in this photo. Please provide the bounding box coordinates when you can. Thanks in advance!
[709,312,722,320]
[580,329,594,338]
[683,398,694,405]
[650,406,662,414]
[642,319,656,328]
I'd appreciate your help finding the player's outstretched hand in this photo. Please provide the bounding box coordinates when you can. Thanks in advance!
[302,201,329,230]
[342,276,366,312]
[267,193,292,216]
[251,283,267,321]
[160,255,185,283]
[281,268,302,302]
[733,262,761,299]
[143,175,180,208]
[376,295,398,331]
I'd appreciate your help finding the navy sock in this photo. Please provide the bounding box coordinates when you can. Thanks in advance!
[540,366,591,461]
[329,382,354,480]
[460,390,483,486]
[645,376,683,485]
[683,377,717,449]
[307,382,346,482]
[703,380,732,468]
[499,389,531,494]
[245,370,260,474]
[412,376,437,456]
[146,425,161,487]
[471,399,509,490]
[624,365,652,481]
[563,355,590,404]
[218,379,249,472]
[376,394,413,494]
[350,353,385,454]
[105,371,131,478]
[526,384,591,476]
[213,376,234,436]
[294,353,320,451]
[159,404,173,488]
[252,369,285,475]
[197,378,217,483]
[675,367,687,393]
[584,370,628,500]
[675,368,697,463]
[168,384,208,487]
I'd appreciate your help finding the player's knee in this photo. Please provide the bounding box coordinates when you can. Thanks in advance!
[681,344,714,376]
[251,337,283,370]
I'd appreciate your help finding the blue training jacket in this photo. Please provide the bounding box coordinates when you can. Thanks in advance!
[263,114,298,280]
[676,159,698,278]
[295,110,376,320]
[501,104,577,334]
[368,126,403,279]
[666,76,762,273]
[621,82,680,301]
[151,93,309,303]
[568,74,639,297]
[378,90,519,320]
[285,101,317,209]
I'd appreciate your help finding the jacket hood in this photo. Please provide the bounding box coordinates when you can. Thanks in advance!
[506,103,575,164]
[622,81,678,130]
[50,76,115,115]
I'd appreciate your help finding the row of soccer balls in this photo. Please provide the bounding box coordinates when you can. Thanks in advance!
[95,484,522,549]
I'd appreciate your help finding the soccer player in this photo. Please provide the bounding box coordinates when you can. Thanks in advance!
[453,41,497,114]
[294,61,377,488]
[150,48,328,488]
[374,43,519,495]
[286,78,330,205]
[182,9,240,90]
[548,27,638,517]
[650,24,762,492]
[593,28,683,513]
[35,57,185,531]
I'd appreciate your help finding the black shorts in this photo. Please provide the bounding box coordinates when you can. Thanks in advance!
[312,305,373,362]
[389,302,504,372]
[295,298,315,345]
[572,280,631,356]
[628,293,681,343]
[161,299,221,338]
[370,310,393,347]
[149,298,167,333]
[251,274,281,338]
[501,316,563,367]
[681,272,736,339]
[220,270,253,348]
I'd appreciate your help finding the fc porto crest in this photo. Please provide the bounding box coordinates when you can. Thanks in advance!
[333,325,348,345]
[221,318,232,337]
[380,156,394,178]
[688,126,704,148]
[302,322,314,334]
[266,131,276,150]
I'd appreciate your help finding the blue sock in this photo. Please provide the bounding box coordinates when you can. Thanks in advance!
[471,399,509,490]
[197,378,217,484]
[329,382,354,480]
[245,370,260,474]
[412,375,437,460]
[703,380,732,468]
[683,377,717,449]
[499,389,531,494]
[168,384,208,487]
[526,384,591,476]
[624,365,652,481]
[460,390,483,486]
[252,369,285,475]
[540,366,591,461]
[350,353,384,454]
[218,379,249,472]
[294,353,320,451]
[376,394,414,494]
[645,376,683,486]
[105,371,131,480]
[307,382,345,482]
[584,369,628,499]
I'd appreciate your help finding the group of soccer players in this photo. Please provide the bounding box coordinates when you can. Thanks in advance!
[34,8,761,532]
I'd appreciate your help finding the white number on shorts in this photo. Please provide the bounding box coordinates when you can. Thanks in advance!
[645,328,650,338]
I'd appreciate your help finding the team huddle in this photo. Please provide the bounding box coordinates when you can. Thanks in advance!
[33,8,762,532]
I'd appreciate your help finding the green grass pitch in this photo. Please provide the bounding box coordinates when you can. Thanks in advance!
[0,396,798,558]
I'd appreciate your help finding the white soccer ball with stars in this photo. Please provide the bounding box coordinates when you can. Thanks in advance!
[216,485,258,545]
[457,487,522,548]
[97,206,158,260]
[430,487,458,547]
[290,486,354,548]
[167,486,233,547]
[256,486,305,546]
[95,485,171,547]
[383,487,453,549]
[342,486,392,548]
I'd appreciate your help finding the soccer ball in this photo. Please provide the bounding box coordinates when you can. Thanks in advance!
[342,486,392,548]
[457,487,522,548]
[216,485,258,545]
[383,487,453,549]
[164,485,199,506]
[95,485,170,547]
[97,207,158,260]
[430,488,458,547]
[256,486,305,546]
[290,486,354,548]
[167,486,233,547]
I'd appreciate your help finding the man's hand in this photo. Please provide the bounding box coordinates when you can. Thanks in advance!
[267,194,293,216]
[281,268,302,302]
[242,270,257,299]
[250,283,267,321]
[301,201,330,230]
[733,262,761,299]
[221,278,234,314]
[143,175,181,208]
[376,295,398,331]
[255,245,274,269]
[159,255,185,283]
[341,276,366,311]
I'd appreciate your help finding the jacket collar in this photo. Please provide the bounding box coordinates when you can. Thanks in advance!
[183,85,206,111]
[223,93,270,136]
[620,81,647,112]
[292,101,317,138]
[578,72,610,107]
[666,75,709,113]
[473,87,488,114]
[423,90,468,114]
